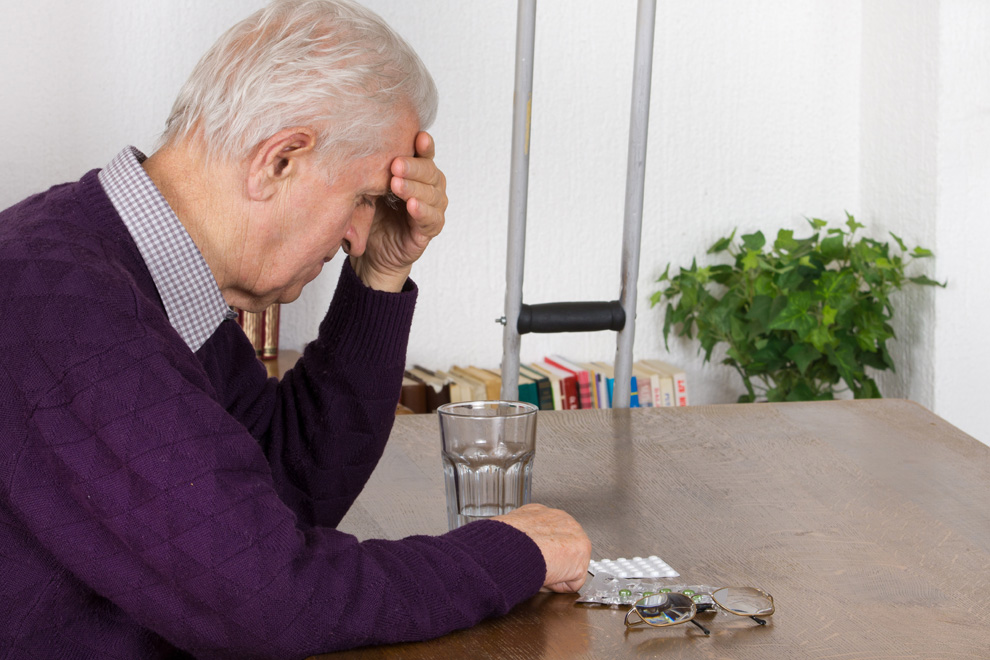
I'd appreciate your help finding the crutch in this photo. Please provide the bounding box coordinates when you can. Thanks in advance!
[499,0,657,408]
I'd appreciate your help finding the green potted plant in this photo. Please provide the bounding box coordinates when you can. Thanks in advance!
[651,214,944,402]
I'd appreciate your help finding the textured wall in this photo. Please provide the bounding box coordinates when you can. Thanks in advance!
[933,0,990,444]
[0,1,983,442]
[860,0,939,408]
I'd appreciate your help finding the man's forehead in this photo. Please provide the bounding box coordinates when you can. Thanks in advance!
[367,138,416,188]
[350,110,419,189]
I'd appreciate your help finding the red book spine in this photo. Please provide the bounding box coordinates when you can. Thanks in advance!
[674,374,689,406]
[545,357,591,409]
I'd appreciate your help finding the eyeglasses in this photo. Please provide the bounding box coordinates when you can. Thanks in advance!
[624,586,774,636]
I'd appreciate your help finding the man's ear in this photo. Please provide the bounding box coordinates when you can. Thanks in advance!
[246,127,318,201]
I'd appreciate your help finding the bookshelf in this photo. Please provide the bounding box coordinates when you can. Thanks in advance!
[399,358,688,414]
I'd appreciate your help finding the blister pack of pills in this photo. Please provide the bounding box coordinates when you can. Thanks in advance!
[588,555,679,579]
[576,572,716,608]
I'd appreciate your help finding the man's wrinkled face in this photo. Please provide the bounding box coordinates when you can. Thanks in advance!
[238,109,418,309]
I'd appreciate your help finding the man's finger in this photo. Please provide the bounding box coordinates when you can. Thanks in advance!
[415,130,435,159]
[544,578,587,593]
[392,176,447,212]
[391,132,438,181]
[404,198,444,239]
[391,158,443,190]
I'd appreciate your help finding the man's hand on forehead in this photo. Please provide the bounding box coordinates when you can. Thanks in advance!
[388,131,446,236]
[351,131,447,292]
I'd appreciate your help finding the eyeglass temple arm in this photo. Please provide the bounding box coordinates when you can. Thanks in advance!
[750,616,768,625]
[690,619,711,635]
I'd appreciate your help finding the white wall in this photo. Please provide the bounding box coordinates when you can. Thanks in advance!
[1,1,984,444]
[860,0,939,408]
[932,0,990,446]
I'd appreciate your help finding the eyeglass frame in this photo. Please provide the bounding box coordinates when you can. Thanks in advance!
[623,586,775,636]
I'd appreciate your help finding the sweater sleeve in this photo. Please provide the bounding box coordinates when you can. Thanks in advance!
[3,259,546,657]
[226,260,418,529]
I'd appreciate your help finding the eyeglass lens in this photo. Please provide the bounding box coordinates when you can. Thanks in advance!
[634,592,695,626]
[711,587,774,616]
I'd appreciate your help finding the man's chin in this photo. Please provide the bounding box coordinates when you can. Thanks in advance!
[277,278,314,305]
[239,290,298,312]
[277,289,303,305]
[239,271,317,310]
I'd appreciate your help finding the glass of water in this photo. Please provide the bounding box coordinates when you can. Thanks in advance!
[437,401,538,530]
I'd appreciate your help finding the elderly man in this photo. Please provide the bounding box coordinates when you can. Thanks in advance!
[0,1,590,657]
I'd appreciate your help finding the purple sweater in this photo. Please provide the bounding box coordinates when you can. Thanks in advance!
[0,171,545,658]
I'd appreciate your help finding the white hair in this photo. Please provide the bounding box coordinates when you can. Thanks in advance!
[161,0,438,168]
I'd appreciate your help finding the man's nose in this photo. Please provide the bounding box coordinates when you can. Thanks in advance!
[343,206,374,257]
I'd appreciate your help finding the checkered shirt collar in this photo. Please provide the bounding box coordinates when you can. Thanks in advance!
[99,146,236,352]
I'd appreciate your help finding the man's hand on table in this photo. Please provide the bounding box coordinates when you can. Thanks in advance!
[494,503,591,593]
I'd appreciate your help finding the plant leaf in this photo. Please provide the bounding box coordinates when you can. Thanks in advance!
[784,381,817,402]
[708,230,736,254]
[909,275,947,287]
[774,229,798,253]
[741,231,766,252]
[820,234,845,262]
[768,292,816,335]
[806,325,834,353]
[889,231,907,252]
[785,343,821,375]
[745,295,775,333]
[741,250,761,271]
[854,378,882,399]
[826,343,860,390]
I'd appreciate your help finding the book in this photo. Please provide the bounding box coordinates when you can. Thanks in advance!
[449,366,488,401]
[438,369,480,403]
[399,374,427,413]
[533,361,579,410]
[578,362,606,409]
[465,366,501,400]
[632,365,656,408]
[545,355,593,409]
[635,360,675,407]
[641,359,689,406]
[518,373,541,408]
[484,367,540,407]
[591,361,615,408]
[408,365,452,412]
[520,364,555,410]
[502,369,541,408]
[591,361,641,408]
[528,363,564,410]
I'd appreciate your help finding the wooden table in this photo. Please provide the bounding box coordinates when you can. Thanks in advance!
[322,400,990,659]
